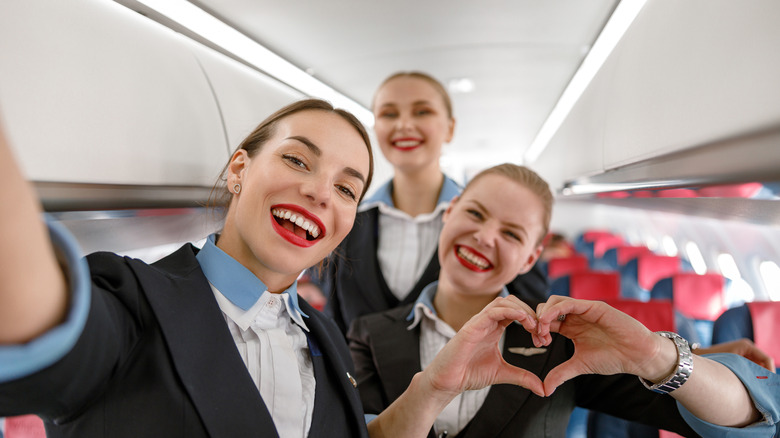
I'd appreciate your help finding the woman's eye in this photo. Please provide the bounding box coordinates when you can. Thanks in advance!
[415,109,433,116]
[467,209,483,220]
[283,154,307,169]
[504,230,522,242]
[378,111,397,118]
[337,185,357,200]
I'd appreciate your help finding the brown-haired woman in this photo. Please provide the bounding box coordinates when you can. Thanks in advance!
[0,99,520,438]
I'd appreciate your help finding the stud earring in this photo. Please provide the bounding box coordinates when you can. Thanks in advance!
[233,184,241,194]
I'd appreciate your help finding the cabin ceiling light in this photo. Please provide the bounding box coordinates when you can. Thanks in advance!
[135,0,374,127]
[447,78,475,94]
[523,0,647,164]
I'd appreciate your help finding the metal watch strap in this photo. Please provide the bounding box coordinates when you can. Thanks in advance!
[639,331,693,394]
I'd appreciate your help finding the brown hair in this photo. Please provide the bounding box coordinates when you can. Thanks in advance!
[462,164,553,246]
[209,99,374,211]
[372,71,454,119]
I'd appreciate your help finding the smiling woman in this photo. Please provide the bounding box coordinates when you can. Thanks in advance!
[0,99,382,437]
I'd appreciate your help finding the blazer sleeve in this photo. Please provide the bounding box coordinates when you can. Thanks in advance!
[677,353,779,437]
[0,251,148,421]
[347,315,391,415]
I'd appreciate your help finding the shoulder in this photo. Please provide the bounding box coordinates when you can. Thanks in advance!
[348,305,413,339]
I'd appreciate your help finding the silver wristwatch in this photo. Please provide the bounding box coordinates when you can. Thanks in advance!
[639,331,693,394]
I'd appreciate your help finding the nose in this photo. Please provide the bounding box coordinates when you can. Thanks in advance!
[301,175,331,208]
[473,223,499,248]
[395,112,414,131]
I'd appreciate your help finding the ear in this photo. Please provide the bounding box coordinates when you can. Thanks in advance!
[442,195,459,223]
[517,244,544,275]
[227,149,249,186]
[445,117,456,143]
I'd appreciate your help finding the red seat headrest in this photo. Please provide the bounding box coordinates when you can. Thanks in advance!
[569,271,620,301]
[672,273,726,321]
[747,301,780,365]
[606,299,676,332]
[547,255,589,280]
[637,254,681,290]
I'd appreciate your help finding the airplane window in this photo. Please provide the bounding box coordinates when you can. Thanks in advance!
[684,242,707,275]
[661,235,678,256]
[717,253,741,280]
[759,261,780,301]
[644,235,659,251]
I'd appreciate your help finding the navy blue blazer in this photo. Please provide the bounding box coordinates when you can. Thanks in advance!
[0,244,367,438]
[312,206,549,335]
[348,304,699,438]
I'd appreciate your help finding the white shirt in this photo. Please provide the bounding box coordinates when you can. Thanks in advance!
[213,287,315,438]
[362,176,461,300]
[377,204,446,299]
[408,283,508,437]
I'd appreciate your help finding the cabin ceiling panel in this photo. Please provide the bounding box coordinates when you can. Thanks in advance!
[190,0,617,164]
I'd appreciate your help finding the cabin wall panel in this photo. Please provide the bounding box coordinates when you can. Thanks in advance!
[535,0,780,190]
[601,0,780,168]
[0,0,226,187]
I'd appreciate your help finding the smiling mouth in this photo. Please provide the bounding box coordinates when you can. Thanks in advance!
[455,245,493,272]
[271,207,322,241]
[392,138,422,149]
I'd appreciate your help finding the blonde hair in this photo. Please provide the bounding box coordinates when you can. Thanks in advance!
[462,164,553,245]
[372,71,453,119]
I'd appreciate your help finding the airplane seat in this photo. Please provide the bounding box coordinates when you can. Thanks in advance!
[650,273,727,347]
[596,245,652,271]
[546,255,589,280]
[4,415,46,438]
[619,255,682,301]
[574,231,618,261]
[586,299,680,438]
[549,271,621,300]
[712,302,780,372]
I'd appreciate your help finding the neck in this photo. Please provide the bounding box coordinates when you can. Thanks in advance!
[392,169,444,217]
[214,228,297,294]
[432,280,501,332]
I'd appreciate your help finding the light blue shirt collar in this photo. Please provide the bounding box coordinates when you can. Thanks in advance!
[407,281,509,327]
[196,234,308,318]
[365,175,462,208]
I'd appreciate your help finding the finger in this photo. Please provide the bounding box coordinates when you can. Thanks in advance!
[542,359,587,396]
[494,364,545,397]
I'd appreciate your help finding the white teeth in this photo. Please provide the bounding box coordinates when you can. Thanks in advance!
[394,140,420,147]
[271,208,321,239]
[457,247,489,269]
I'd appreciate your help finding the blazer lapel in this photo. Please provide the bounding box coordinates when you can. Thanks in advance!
[458,324,551,438]
[370,306,423,402]
[301,301,368,438]
[127,245,278,438]
[345,208,397,312]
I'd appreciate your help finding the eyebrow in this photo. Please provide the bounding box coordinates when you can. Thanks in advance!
[288,135,366,184]
[470,200,528,236]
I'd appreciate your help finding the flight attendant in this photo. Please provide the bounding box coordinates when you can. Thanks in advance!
[0,99,537,438]
[310,71,547,335]
[349,164,780,438]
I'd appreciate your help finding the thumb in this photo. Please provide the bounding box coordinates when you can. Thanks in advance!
[542,360,585,396]
[495,366,545,397]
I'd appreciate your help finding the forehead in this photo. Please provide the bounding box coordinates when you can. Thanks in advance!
[374,76,446,107]
[462,174,545,228]
[271,110,370,173]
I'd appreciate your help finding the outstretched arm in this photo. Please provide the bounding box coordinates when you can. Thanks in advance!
[535,296,762,428]
[0,120,67,344]
[696,338,775,371]
[368,296,543,438]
